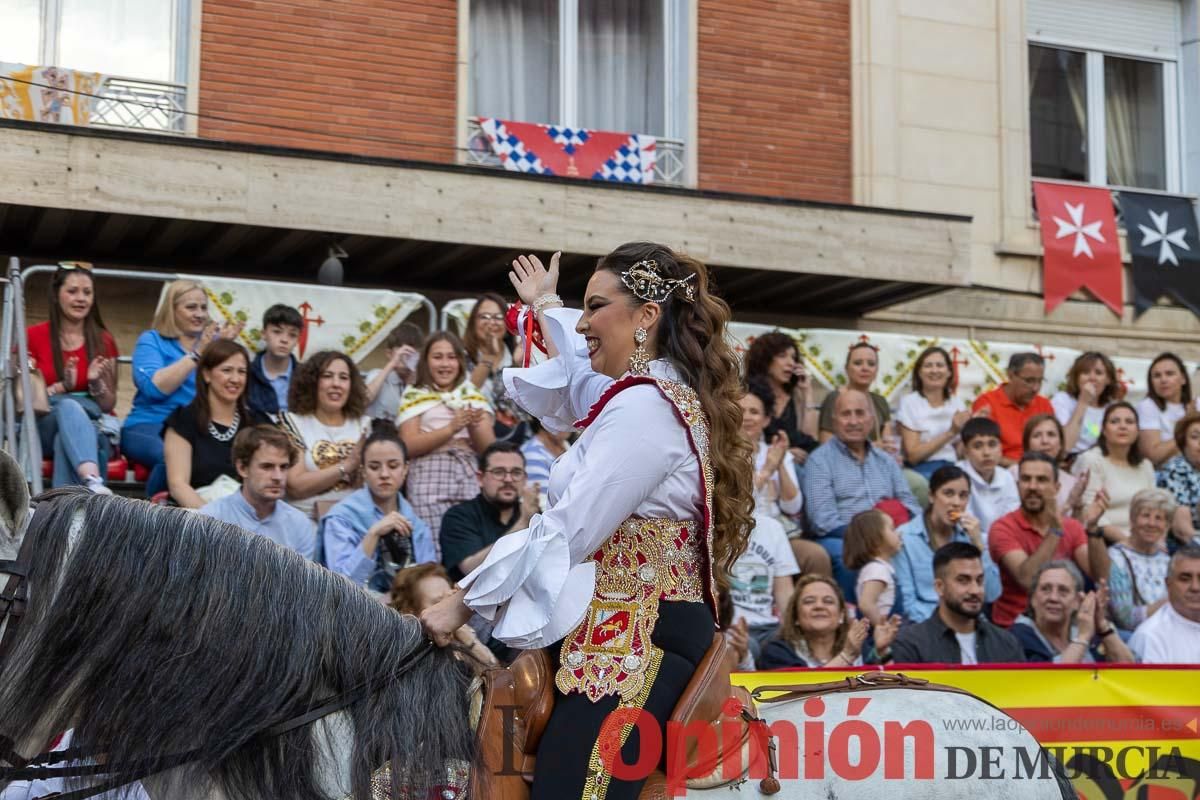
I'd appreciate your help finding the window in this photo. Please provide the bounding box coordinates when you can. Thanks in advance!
[1029,43,1175,191]
[0,0,189,84]
[469,0,688,139]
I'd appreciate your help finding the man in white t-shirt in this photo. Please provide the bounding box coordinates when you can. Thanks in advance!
[729,512,801,660]
[1130,547,1200,664]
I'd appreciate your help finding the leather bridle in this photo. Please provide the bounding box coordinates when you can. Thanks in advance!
[0,495,436,800]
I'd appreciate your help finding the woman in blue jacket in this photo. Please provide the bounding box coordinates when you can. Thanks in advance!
[120,280,242,493]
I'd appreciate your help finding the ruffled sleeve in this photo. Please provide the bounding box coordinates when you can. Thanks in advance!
[458,384,693,649]
[501,307,613,433]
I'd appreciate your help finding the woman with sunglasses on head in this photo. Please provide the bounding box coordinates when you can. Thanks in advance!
[398,332,495,559]
[23,263,119,492]
[420,243,754,799]
[121,279,243,494]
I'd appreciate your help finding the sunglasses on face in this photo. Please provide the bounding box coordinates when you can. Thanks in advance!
[478,314,505,322]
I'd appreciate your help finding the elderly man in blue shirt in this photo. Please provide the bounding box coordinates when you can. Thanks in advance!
[803,389,920,601]
[199,425,315,558]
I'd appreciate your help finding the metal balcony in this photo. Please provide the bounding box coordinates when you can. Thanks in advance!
[92,76,187,134]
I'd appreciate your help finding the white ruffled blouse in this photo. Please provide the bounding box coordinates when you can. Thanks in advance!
[458,307,704,649]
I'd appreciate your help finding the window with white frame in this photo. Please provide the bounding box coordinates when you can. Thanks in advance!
[1029,43,1176,191]
[0,0,189,84]
[469,0,689,139]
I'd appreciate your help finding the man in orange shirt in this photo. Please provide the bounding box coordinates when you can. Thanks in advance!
[972,353,1054,467]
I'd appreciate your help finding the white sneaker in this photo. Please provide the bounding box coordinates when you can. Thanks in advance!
[84,476,113,495]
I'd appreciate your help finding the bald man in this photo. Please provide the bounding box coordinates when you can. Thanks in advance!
[803,389,920,600]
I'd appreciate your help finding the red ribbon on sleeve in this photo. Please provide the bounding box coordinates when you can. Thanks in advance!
[505,303,547,368]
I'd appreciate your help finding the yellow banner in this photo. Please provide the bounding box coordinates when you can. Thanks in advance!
[733,666,1200,799]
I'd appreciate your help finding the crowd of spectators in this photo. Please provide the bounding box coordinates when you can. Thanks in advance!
[15,264,1200,668]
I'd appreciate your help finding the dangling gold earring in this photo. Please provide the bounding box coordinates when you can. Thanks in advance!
[628,327,651,375]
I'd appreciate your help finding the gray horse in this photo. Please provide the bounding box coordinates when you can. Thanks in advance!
[0,449,474,800]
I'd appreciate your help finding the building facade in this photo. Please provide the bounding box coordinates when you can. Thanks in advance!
[0,0,1196,357]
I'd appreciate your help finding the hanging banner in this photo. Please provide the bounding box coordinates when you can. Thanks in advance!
[1119,191,1200,319]
[0,62,105,126]
[734,665,1200,800]
[477,118,657,184]
[159,276,426,362]
[1033,181,1124,316]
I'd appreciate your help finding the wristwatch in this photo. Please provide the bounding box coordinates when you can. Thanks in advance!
[1086,526,1104,539]
[1096,627,1114,638]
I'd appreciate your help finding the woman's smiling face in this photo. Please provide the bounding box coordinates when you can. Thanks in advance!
[575,270,658,379]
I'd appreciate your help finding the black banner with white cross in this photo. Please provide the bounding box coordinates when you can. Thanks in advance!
[1120,191,1200,318]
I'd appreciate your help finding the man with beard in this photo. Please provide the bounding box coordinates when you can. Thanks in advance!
[988,452,1110,627]
[890,541,1025,664]
[439,441,540,582]
[199,425,315,558]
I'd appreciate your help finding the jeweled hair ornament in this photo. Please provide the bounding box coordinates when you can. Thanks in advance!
[620,259,696,303]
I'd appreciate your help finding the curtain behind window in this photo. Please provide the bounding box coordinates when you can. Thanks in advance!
[471,0,559,124]
[577,0,664,135]
[1029,45,1088,182]
[0,0,41,66]
[59,0,175,80]
[1104,56,1165,189]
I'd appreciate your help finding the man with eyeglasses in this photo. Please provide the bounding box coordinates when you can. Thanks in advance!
[439,441,540,581]
[971,352,1055,467]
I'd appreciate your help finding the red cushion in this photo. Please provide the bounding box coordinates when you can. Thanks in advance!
[107,456,128,482]
[42,459,52,479]
[132,462,150,482]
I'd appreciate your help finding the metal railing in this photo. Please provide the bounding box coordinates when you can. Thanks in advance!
[465,118,688,186]
[92,76,188,134]
[0,262,441,491]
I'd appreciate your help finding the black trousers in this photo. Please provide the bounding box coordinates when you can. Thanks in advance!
[531,601,714,800]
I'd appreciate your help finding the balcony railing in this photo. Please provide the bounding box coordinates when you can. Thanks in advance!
[466,118,687,187]
[91,76,187,135]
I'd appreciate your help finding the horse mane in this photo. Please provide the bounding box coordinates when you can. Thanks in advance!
[0,489,474,800]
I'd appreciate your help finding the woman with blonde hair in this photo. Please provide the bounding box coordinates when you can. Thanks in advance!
[121,279,242,494]
[760,574,897,668]
[421,242,754,798]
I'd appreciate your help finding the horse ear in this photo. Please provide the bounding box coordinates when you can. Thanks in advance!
[0,448,31,538]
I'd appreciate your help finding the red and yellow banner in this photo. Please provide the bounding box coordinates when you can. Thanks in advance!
[734,665,1199,800]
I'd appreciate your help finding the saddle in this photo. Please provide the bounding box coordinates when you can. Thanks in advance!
[471,633,773,800]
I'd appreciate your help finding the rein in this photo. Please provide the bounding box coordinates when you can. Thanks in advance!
[0,492,438,799]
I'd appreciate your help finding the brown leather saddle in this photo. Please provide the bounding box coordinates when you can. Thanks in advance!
[471,633,775,800]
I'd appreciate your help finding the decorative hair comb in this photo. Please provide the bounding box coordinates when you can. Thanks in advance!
[620,259,696,303]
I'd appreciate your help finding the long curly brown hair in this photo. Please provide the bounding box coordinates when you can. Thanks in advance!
[287,350,367,417]
[595,242,754,590]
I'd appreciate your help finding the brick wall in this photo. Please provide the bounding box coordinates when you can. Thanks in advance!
[697,0,851,203]
[198,0,458,162]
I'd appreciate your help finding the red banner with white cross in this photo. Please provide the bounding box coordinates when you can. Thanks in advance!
[1033,181,1124,316]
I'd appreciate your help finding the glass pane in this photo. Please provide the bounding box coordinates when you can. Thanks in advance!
[578,0,665,134]
[1104,55,1165,189]
[59,0,174,81]
[1029,45,1088,182]
[0,0,42,66]
[470,0,559,124]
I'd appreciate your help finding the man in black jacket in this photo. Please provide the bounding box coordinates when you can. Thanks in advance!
[246,304,301,422]
[890,542,1025,665]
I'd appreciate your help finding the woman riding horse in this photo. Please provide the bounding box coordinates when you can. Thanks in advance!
[421,242,755,799]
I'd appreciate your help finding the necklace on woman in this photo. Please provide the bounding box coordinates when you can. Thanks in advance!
[209,410,240,442]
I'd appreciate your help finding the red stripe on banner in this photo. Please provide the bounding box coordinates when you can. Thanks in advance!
[1003,706,1200,743]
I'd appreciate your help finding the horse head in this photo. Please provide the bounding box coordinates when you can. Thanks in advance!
[0,447,31,562]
